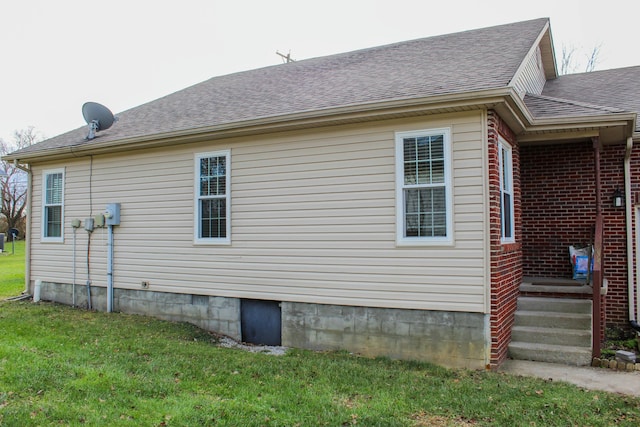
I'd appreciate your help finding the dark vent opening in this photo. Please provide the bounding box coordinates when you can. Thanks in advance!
[241,299,282,346]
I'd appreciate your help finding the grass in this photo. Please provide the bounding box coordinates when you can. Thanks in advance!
[0,239,25,298]
[0,302,638,426]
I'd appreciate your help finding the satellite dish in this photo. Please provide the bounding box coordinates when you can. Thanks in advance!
[82,102,116,140]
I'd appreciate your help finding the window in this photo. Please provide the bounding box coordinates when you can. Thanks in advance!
[395,128,452,245]
[499,139,515,243]
[42,168,64,241]
[195,151,230,244]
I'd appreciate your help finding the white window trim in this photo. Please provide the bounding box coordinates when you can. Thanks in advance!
[395,128,454,246]
[499,138,515,244]
[41,168,65,243]
[194,150,231,245]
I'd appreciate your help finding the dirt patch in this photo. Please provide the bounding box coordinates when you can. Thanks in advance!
[411,412,478,426]
[213,334,288,356]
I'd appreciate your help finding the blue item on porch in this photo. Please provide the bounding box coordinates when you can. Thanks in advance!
[569,245,593,280]
[573,255,593,280]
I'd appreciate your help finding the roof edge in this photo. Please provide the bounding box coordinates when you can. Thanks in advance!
[525,93,626,114]
[508,19,557,88]
[505,91,637,143]
[5,88,515,163]
[5,86,635,163]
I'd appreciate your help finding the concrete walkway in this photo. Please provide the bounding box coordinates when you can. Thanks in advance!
[499,360,640,396]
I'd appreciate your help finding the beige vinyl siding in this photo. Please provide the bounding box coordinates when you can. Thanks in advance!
[29,111,488,313]
[512,45,546,97]
[31,161,109,284]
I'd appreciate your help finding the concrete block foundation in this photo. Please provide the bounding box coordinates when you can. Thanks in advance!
[282,302,488,369]
[37,282,241,340]
[36,282,488,369]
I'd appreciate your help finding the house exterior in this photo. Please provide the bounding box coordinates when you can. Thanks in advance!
[4,18,639,369]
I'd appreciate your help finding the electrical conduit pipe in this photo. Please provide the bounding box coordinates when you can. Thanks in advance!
[104,203,120,313]
[107,223,114,313]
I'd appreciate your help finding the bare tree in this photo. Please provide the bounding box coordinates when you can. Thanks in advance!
[560,43,601,75]
[584,44,601,73]
[560,45,577,75]
[1,127,43,238]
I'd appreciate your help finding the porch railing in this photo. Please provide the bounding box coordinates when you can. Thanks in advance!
[592,214,603,359]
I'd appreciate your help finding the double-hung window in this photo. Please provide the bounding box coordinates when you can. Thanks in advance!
[396,128,453,245]
[195,151,230,244]
[499,139,515,243]
[42,168,64,242]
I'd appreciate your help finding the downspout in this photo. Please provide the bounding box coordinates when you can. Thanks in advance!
[626,137,640,333]
[13,160,32,295]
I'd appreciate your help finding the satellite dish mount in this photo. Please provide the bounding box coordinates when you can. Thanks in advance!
[82,102,116,140]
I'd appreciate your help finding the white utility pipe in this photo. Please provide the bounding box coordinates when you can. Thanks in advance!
[72,227,77,307]
[33,279,41,302]
[107,224,114,313]
[86,228,92,311]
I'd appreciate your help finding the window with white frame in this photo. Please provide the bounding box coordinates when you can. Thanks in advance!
[195,151,230,244]
[42,168,64,241]
[395,128,453,245]
[499,139,515,242]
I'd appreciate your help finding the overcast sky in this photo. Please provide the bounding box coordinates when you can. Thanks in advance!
[1,0,639,145]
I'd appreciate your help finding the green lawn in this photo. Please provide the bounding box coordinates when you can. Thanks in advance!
[0,302,638,426]
[0,239,25,298]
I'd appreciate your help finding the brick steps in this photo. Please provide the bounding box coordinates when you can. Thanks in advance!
[508,297,592,366]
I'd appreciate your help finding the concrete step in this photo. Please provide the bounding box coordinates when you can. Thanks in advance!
[511,325,591,347]
[508,341,592,366]
[517,297,592,314]
[514,310,591,330]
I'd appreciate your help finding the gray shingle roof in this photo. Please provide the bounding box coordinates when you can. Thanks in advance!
[523,93,626,118]
[535,66,640,132]
[12,18,549,157]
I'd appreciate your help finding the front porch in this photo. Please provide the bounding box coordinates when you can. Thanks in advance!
[487,112,634,368]
[519,138,626,326]
[506,137,622,366]
[507,277,605,365]
[519,276,595,296]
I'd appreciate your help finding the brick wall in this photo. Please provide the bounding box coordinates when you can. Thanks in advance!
[488,111,523,368]
[520,140,632,330]
[520,141,595,277]
[629,145,640,330]
[601,143,629,328]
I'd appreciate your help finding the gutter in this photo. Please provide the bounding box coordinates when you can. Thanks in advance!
[627,137,640,333]
[506,92,637,139]
[4,86,635,164]
[1,88,518,163]
[13,160,32,295]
